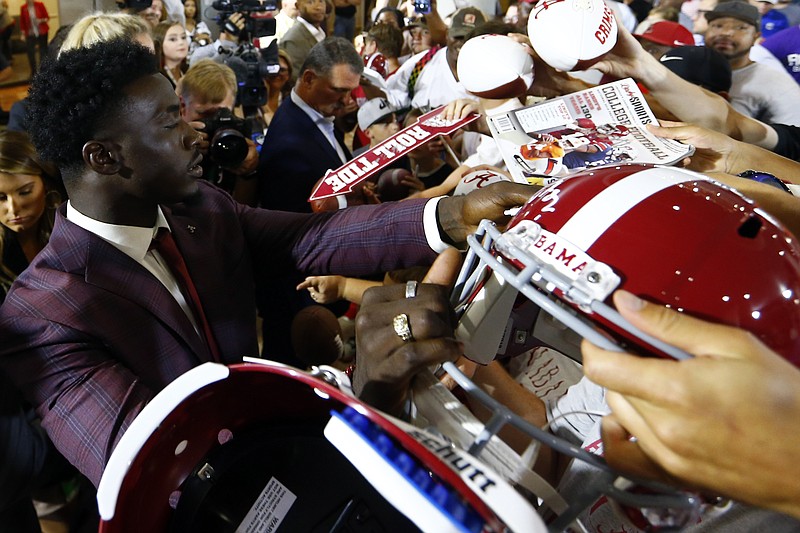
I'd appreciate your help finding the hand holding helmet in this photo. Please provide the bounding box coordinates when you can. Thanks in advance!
[584,290,800,520]
[354,249,462,416]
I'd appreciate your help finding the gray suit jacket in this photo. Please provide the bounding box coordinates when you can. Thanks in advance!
[280,20,319,81]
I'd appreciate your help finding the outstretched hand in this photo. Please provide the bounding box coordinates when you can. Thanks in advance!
[591,21,661,85]
[436,181,537,246]
[297,275,346,304]
[582,290,800,519]
[646,121,737,173]
[354,249,463,415]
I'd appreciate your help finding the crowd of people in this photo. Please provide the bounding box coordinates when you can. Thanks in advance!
[0,0,800,530]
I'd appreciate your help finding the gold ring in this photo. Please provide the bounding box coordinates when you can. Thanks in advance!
[392,313,413,342]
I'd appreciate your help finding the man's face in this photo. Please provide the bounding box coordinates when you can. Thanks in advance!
[749,0,773,15]
[705,16,759,61]
[298,0,326,26]
[410,26,432,54]
[692,0,718,34]
[179,89,236,122]
[140,0,163,29]
[113,74,203,204]
[300,64,360,117]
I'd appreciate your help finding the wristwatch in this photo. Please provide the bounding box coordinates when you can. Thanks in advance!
[737,169,792,194]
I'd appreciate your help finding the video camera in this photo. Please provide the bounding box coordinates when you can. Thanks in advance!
[212,0,281,112]
[116,0,153,11]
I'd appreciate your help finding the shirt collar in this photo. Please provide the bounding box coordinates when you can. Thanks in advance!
[66,200,170,262]
[291,88,335,125]
[297,16,325,41]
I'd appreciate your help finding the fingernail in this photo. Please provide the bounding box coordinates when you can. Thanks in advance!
[614,290,645,312]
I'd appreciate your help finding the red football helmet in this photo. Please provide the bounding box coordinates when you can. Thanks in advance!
[96,360,543,533]
[453,164,800,366]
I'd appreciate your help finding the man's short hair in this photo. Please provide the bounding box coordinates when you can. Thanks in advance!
[27,39,159,174]
[465,20,517,40]
[300,36,363,78]
[176,59,238,103]
[59,12,151,56]
[367,23,403,59]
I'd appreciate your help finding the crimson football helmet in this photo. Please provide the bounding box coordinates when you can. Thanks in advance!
[441,163,800,529]
[96,360,544,533]
[453,163,800,366]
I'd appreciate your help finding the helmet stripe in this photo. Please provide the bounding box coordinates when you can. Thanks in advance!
[558,167,703,249]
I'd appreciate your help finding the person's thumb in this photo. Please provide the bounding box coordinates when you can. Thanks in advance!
[613,290,753,359]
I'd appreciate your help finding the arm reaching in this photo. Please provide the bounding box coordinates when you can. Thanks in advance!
[592,23,780,150]
[297,275,382,305]
[648,121,800,180]
[582,290,800,519]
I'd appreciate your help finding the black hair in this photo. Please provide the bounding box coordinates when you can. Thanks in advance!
[373,7,404,29]
[465,20,518,40]
[26,39,159,175]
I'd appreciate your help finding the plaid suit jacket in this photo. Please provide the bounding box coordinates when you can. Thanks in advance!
[0,182,437,486]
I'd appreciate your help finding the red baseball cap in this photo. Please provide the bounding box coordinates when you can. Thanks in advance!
[635,21,694,47]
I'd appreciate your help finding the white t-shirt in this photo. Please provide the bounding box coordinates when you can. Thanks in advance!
[385,47,476,111]
[730,61,800,126]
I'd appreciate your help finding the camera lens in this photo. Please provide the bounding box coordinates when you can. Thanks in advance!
[209,129,249,167]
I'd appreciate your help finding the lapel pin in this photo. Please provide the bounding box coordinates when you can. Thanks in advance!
[187,225,196,234]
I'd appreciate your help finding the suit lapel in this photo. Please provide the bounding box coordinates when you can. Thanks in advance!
[287,99,347,164]
[53,211,212,363]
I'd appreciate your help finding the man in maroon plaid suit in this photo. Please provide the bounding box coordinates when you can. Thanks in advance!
[0,39,531,486]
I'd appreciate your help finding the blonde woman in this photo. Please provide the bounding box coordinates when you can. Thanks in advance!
[59,11,154,54]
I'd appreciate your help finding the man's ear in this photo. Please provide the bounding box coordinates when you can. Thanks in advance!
[300,69,317,86]
[83,141,121,175]
[178,94,188,120]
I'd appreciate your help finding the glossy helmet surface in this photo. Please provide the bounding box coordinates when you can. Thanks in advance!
[96,360,542,533]
[454,164,800,365]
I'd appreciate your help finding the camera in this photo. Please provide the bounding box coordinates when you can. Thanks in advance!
[200,108,252,167]
[212,0,278,36]
[212,0,281,113]
[116,0,153,11]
